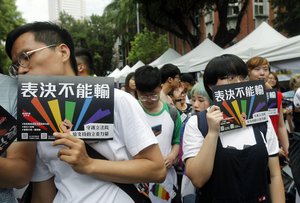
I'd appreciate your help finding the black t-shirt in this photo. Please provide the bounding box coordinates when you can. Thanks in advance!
[293,105,300,132]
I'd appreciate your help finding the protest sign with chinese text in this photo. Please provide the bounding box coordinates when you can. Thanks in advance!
[212,80,268,132]
[266,89,278,116]
[18,75,114,141]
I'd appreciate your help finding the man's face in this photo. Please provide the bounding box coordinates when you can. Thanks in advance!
[137,87,161,111]
[171,75,181,88]
[10,32,69,76]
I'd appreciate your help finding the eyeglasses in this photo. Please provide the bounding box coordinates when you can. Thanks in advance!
[9,44,58,77]
[139,94,159,102]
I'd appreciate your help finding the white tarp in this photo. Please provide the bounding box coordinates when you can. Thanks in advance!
[188,22,287,72]
[107,68,120,78]
[117,61,145,83]
[161,38,223,73]
[114,65,130,82]
[129,60,145,73]
[251,35,300,73]
[149,48,181,67]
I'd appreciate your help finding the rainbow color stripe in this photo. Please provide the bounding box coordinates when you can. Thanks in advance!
[150,183,170,201]
[221,94,266,124]
[22,97,111,133]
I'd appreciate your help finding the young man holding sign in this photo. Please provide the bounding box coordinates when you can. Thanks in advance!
[5,21,166,203]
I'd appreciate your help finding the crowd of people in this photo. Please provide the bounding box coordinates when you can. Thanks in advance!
[1,21,300,203]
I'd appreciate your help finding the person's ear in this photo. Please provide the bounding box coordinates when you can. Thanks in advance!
[167,76,173,83]
[77,64,85,73]
[57,43,70,63]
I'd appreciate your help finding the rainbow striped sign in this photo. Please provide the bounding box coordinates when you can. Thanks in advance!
[17,75,114,141]
[212,80,268,132]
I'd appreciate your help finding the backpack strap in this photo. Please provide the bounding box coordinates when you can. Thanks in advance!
[166,103,178,125]
[252,122,268,140]
[197,110,208,137]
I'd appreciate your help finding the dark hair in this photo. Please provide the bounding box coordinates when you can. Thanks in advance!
[160,63,181,83]
[203,54,248,99]
[75,47,94,74]
[5,21,78,75]
[125,72,135,92]
[135,65,161,92]
[180,73,196,85]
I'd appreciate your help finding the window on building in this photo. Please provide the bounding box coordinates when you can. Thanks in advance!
[254,0,268,16]
[192,14,200,36]
[205,12,213,23]
[173,35,177,51]
[228,0,239,17]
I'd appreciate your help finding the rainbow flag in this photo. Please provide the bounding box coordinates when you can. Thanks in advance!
[150,183,170,201]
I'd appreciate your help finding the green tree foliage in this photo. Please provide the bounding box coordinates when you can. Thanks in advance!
[271,0,300,37]
[136,0,249,48]
[59,12,115,76]
[103,0,139,66]
[136,0,210,48]
[127,28,169,64]
[0,0,25,74]
[213,0,250,47]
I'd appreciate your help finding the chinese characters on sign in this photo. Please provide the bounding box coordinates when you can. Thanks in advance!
[212,80,268,132]
[266,89,278,116]
[18,75,114,141]
[20,82,110,99]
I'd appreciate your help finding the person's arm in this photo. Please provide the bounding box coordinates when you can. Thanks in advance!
[185,106,223,188]
[31,177,56,203]
[277,103,289,155]
[268,156,285,202]
[165,144,180,168]
[0,142,36,188]
[53,133,166,184]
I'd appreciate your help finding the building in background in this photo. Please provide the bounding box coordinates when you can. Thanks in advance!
[168,0,274,54]
[49,0,86,21]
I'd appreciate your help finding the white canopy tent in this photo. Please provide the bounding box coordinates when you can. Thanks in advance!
[117,61,145,83]
[107,68,120,78]
[188,22,287,72]
[128,60,145,73]
[249,35,300,74]
[149,48,181,67]
[114,65,131,83]
[160,38,223,73]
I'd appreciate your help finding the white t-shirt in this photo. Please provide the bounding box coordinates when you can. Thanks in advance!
[143,102,181,203]
[182,114,279,162]
[144,103,175,157]
[31,89,158,203]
